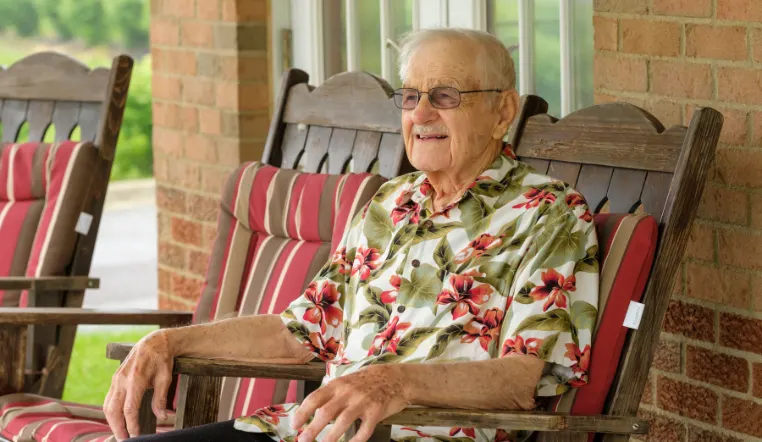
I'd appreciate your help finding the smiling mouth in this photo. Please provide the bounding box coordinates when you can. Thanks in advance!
[416,134,448,140]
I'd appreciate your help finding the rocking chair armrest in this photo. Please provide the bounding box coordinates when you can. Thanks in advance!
[380,408,649,434]
[105,343,326,381]
[0,308,192,327]
[0,276,99,291]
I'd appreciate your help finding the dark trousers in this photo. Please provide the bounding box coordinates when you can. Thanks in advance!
[125,420,271,441]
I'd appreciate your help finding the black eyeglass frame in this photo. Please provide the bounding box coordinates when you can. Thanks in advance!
[392,87,504,110]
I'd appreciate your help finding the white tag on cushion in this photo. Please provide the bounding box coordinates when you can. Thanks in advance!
[75,212,93,235]
[623,301,645,330]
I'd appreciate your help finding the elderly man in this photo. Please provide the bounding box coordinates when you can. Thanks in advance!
[109,28,598,442]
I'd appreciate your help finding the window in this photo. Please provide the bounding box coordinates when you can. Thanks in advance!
[282,0,594,117]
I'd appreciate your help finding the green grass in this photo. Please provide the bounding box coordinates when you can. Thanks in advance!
[61,326,157,406]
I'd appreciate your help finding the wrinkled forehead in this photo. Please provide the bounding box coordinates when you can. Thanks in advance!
[403,38,485,90]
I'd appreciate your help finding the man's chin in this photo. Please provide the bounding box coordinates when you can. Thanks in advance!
[408,144,451,172]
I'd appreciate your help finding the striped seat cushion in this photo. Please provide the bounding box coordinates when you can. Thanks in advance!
[194,162,386,421]
[551,214,658,430]
[0,141,98,307]
[0,393,174,442]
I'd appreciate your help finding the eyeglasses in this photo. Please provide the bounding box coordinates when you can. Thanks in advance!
[393,87,503,110]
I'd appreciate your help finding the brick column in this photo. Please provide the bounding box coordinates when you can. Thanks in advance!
[150,0,272,310]
[594,0,762,440]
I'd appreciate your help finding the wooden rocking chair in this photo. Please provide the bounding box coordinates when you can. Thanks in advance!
[0,52,133,399]
[112,92,721,440]
[0,68,411,442]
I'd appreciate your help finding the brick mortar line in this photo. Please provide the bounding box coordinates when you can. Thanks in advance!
[691,217,762,234]
[684,256,762,279]
[157,292,196,307]
[151,44,267,56]
[598,49,762,68]
[158,263,206,280]
[656,370,757,405]
[660,331,762,363]
[595,88,762,113]
[672,293,762,322]
[595,11,762,28]
[638,403,762,441]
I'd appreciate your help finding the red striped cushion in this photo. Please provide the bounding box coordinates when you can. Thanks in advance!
[552,214,658,424]
[0,393,175,442]
[0,141,98,307]
[190,162,386,420]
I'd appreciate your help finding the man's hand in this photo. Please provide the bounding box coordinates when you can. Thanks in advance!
[292,364,409,442]
[104,329,175,441]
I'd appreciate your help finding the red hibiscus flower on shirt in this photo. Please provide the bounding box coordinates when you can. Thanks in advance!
[501,335,542,357]
[495,428,514,442]
[513,188,557,209]
[453,233,502,264]
[565,193,593,222]
[462,307,505,352]
[303,281,343,334]
[420,178,433,196]
[502,143,517,160]
[368,316,411,356]
[436,274,493,320]
[391,189,421,225]
[331,246,351,275]
[401,427,432,438]
[253,405,288,425]
[530,268,576,311]
[304,332,341,361]
[450,427,476,438]
[380,274,402,304]
[351,245,381,281]
[564,343,591,386]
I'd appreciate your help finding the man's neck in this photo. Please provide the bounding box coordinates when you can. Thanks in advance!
[426,141,502,211]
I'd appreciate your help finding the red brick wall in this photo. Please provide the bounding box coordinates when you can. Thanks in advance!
[594,0,762,440]
[150,0,271,310]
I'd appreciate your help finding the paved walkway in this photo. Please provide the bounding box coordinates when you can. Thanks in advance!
[82,179,158,312]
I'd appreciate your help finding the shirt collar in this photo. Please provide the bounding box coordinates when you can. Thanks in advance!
[409,142,519,216]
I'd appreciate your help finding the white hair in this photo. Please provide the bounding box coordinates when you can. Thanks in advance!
[397,28,516,90]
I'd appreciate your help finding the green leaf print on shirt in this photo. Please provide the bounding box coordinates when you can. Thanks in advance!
[397,264,443,313]
[571,301,597,330]
[364,201,395,252]
[514,309,573,334]
[426,323,466,359]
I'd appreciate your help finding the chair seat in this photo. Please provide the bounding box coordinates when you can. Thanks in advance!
[0,393,174,442]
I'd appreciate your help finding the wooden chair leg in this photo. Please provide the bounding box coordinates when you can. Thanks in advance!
[0,325,27,396]
[138,389,157,435]
[175,374,222,429]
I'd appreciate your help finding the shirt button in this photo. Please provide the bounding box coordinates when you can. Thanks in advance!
[411,259,420,267]
[397,305,406,313]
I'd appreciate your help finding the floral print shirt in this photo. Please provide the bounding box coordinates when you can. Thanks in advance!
[234,149,599,442]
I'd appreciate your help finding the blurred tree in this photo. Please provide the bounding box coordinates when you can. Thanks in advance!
[64,0,108,46]
[38,0,74,41]
[112,0,149,50]
[11,1,40,37]
[0,0,13,32]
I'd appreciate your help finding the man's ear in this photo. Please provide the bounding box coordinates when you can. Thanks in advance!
[492,89,520,140]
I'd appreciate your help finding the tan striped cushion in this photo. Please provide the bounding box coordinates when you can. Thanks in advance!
[193,162,386,420]
[0,141,98,307]
[551,213,658,428]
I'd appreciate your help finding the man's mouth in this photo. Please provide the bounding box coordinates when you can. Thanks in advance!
[416,134,448,140]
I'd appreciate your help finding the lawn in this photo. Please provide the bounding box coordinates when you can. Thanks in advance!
[62,326,157,406]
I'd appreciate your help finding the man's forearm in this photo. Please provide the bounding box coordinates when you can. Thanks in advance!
[395,355,546,411]
[164,314,313,364]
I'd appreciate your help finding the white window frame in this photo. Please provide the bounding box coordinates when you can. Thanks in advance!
[276,0,582,116]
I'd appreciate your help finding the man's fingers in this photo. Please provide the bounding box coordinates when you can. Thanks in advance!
[321,410,362,442]
[123,383,146,437]
[152,372,172,420]
[348,411,382,442]
[292,388,330,429]
[300,405,339,442]
[104,386,129,441]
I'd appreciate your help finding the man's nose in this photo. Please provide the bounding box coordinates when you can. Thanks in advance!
[411,94,437,124]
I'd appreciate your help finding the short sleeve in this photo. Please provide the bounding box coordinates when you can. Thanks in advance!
[279,210,364,363]
[499,189,599,396]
